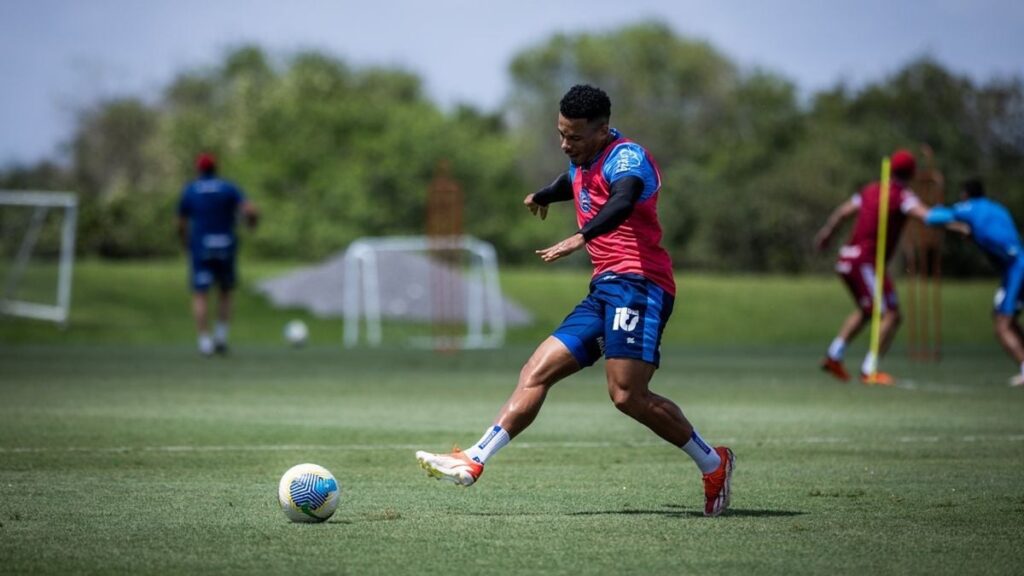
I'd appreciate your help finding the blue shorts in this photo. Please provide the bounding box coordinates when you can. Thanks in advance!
[553,273,674,368]
[995,257,1024,316]
[190,251,237,292]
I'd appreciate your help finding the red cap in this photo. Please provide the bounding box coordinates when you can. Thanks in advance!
[890,149,915,176]
[195,153,217,173]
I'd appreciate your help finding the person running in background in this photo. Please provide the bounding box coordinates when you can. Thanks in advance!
[814,150,929,385]
[177,153,258,356]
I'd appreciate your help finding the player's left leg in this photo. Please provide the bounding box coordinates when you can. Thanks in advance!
[605,359,734,516]
[211,256,237,354]
[860,269,900,385]
[599,275,734,516]
[214,288,233,354]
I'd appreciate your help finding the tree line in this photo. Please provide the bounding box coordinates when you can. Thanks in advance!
[2,22,1021,275]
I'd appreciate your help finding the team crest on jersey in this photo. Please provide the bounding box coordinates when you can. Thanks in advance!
[579,188,592,213]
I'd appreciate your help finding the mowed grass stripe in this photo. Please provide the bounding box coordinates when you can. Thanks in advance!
[3,433,1024,454]
[1,345,1022,575]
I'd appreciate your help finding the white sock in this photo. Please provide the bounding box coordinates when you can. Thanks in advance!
[198,333,214,354]
[463,425,511,464]
[862,352,878,375]
[214,322,229,344]
[828,338,846,361]
[681,430,721,474]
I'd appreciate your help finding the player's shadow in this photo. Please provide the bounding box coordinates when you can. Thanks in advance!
[569,505,804,519]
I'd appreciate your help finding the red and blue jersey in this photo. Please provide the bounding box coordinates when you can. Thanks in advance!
[569,129,675,295]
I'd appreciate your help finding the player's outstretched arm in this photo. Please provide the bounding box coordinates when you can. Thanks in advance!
[814,199,859,252]
[534,176,644,264]
[525,173,573,220]
[535,233,585,263]
[923,205,971,236]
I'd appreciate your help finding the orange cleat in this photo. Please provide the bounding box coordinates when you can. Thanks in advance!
[415,447,484,487]
[861,371,894,386]
[820,357,850,382]
[702,446,735,517]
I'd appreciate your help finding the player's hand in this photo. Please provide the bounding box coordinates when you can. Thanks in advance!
[535,233,585,263]
[947,222,971,237]
[524,194,548,220]
[813,228,831,252]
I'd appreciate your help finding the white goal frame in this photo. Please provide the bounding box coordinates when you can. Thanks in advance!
[342,235,506,349]
[0,191,78,325]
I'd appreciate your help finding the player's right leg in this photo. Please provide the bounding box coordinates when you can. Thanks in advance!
[822,260,869,381]
[995,315,1024,386]
[189,254,216,356]
[416,336,583,486]
[994,263,1024,386]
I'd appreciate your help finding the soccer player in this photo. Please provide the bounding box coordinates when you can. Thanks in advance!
[177,153,258,356]
[813,150,929,385]
[924,178,1024,387]
[415,85,735,517]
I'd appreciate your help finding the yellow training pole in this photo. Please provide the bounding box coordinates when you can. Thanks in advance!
[867,157,891,376]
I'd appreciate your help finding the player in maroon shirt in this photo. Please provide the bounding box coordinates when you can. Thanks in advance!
[814,150,930,385]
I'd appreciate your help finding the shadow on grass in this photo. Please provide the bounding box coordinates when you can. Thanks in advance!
[569,506,805,519]
[455,506,805,519]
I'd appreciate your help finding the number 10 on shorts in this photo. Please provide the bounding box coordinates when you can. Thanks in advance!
[613,307,639,331]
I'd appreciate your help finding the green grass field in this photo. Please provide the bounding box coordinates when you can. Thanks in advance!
[1,262,1021,574]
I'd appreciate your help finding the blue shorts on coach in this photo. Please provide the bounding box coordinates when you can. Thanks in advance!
[190,251,237,292]
[553,273,674,368]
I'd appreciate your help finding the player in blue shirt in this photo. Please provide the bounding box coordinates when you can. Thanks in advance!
[925,178,1024,386]
[177,153,258,356]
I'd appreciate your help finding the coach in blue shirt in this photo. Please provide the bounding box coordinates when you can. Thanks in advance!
[177,153,258,356]
[926,178,1024,386]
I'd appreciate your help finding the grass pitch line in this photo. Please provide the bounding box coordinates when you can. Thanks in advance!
[3,435,1024,454]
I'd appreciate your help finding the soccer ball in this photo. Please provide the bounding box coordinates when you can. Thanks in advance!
[284,319,309,347]
[278,463,340,523]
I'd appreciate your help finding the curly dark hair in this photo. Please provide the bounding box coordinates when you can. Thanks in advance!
[559,84,611,122]
[961,178,985,198]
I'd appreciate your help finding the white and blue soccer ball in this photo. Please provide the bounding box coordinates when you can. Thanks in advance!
[277,463,340,523]
[283,319,309,347]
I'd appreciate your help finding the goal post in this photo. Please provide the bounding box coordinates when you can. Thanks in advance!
[0,190,78,325]
[342,235,506,349]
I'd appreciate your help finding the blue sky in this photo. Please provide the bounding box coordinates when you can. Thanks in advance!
[1,0,1022,165]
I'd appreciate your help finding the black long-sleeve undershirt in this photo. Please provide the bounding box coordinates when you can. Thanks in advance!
[578,176,644,241]
[532,173,645,241]
[531,172,573,206]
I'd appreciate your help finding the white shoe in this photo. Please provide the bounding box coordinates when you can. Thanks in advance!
[415,448,484,487]
[1009,374,1024,388]
[198,336,215,357]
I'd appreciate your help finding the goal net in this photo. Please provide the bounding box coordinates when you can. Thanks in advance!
[341,236,506,349]
[0,191,78,325]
